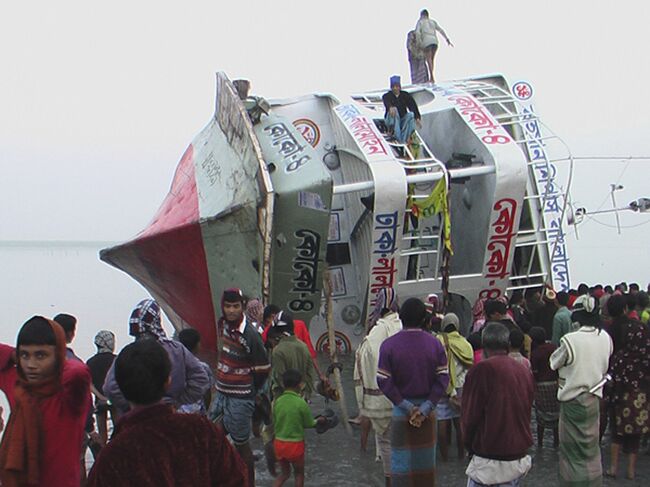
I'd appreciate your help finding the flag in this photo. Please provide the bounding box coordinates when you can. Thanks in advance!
[409,178,452,254]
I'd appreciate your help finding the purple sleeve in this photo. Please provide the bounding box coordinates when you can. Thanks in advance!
[427,340,450,405]
[377,341,403,406]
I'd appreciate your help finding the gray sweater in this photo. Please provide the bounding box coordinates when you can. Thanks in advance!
[103,337,210,413]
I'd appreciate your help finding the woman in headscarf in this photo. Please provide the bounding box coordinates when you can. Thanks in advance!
[435,313,473,461]
[245,298,265,333]
[103,299,210,416]
[605,318,650,480]
[0,316,92,487]
[471,297,487,333]
[354,287,402,485]
[406,30,429,84]
[86,330,117,444]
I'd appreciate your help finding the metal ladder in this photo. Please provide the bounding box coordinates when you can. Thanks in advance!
[351,94,449,281]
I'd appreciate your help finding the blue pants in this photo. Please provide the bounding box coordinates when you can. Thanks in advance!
[385,111,415,143]
[209,393,256,445]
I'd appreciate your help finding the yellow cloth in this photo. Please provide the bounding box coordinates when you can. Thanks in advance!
[409,178,452,254]
[438,331,474,395]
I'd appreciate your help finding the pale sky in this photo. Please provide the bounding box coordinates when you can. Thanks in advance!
[2,1,649,285]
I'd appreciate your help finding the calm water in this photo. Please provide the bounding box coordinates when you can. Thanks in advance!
[0,241,167,360]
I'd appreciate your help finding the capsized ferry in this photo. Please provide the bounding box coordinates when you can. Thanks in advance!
[100,72,573,354]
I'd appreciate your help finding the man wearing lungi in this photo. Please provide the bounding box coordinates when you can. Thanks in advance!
[377,297,449,486]
[461,322,534,487]
[550,296,612,486]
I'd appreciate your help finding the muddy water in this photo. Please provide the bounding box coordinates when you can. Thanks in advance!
[253,353,383,486]
[253,353,649,487]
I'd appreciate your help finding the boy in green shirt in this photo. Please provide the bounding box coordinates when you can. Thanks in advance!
[272,369,325,487]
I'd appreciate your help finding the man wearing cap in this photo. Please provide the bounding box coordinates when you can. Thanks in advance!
[209,288,270,487]
[436,313,473,461]
[382,75,422,144]
[550,295,612,487]
[266,311,316,399]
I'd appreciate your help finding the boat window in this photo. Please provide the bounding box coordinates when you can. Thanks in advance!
[326,243,352,266]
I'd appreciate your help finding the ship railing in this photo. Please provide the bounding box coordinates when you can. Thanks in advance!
[351,98,452,282]
[447,79,574,290]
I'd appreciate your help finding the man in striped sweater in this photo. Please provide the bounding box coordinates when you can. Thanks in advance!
[210,288,270,486]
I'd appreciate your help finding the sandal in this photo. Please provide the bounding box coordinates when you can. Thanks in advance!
[604,470,617,479]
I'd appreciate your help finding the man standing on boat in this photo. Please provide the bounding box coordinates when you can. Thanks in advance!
[382,75,422,144]
[209,288,271,487]
[415,9,453,83]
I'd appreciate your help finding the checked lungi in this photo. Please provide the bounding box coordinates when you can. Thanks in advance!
[558,392,602,486]
[391,401,437,487]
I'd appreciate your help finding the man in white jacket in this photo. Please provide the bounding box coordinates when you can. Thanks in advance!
[415,9,453,83]
[354,287,402,487]
[550,296,612,487]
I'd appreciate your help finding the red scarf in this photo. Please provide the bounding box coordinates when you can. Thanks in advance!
[0,319,66,487]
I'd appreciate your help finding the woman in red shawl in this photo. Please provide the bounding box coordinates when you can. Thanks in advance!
[0,316,91,487]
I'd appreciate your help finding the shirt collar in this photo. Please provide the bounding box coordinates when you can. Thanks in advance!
[238,316,247,334]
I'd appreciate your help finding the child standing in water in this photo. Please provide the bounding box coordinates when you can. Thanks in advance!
[272,369,325,487]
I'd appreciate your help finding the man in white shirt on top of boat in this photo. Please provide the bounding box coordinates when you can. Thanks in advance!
[415,9,453,83]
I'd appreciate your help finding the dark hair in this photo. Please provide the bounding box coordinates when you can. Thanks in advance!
[420,9,429,17]
[178,328,201,353]
[274,310,294,334]
[222,289,244,304]
[525,287,541,299]
[399,298,427,328]
[607,294,627,318]
[625,293,637,312]
[604,285,614,294]
[556,291,570,306]
[481,322,510,352]
[115,339,171,405]
[17,316,56,347]
[637,291,650,309]
[528,326,546,348]
[467,332,482,350]
[484,299,507,318]
[509,328,525,349]
[509,290,524,306]
[53,313,77,335]
[577,283,589,295]
[630,283,640,291]
[282,369,302,389]
[267,326,285,342]
[263,304,281,322]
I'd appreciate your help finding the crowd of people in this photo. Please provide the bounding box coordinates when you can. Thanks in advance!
[0,280,647,486]
[0,288,337,487]
[353,281,650,486]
